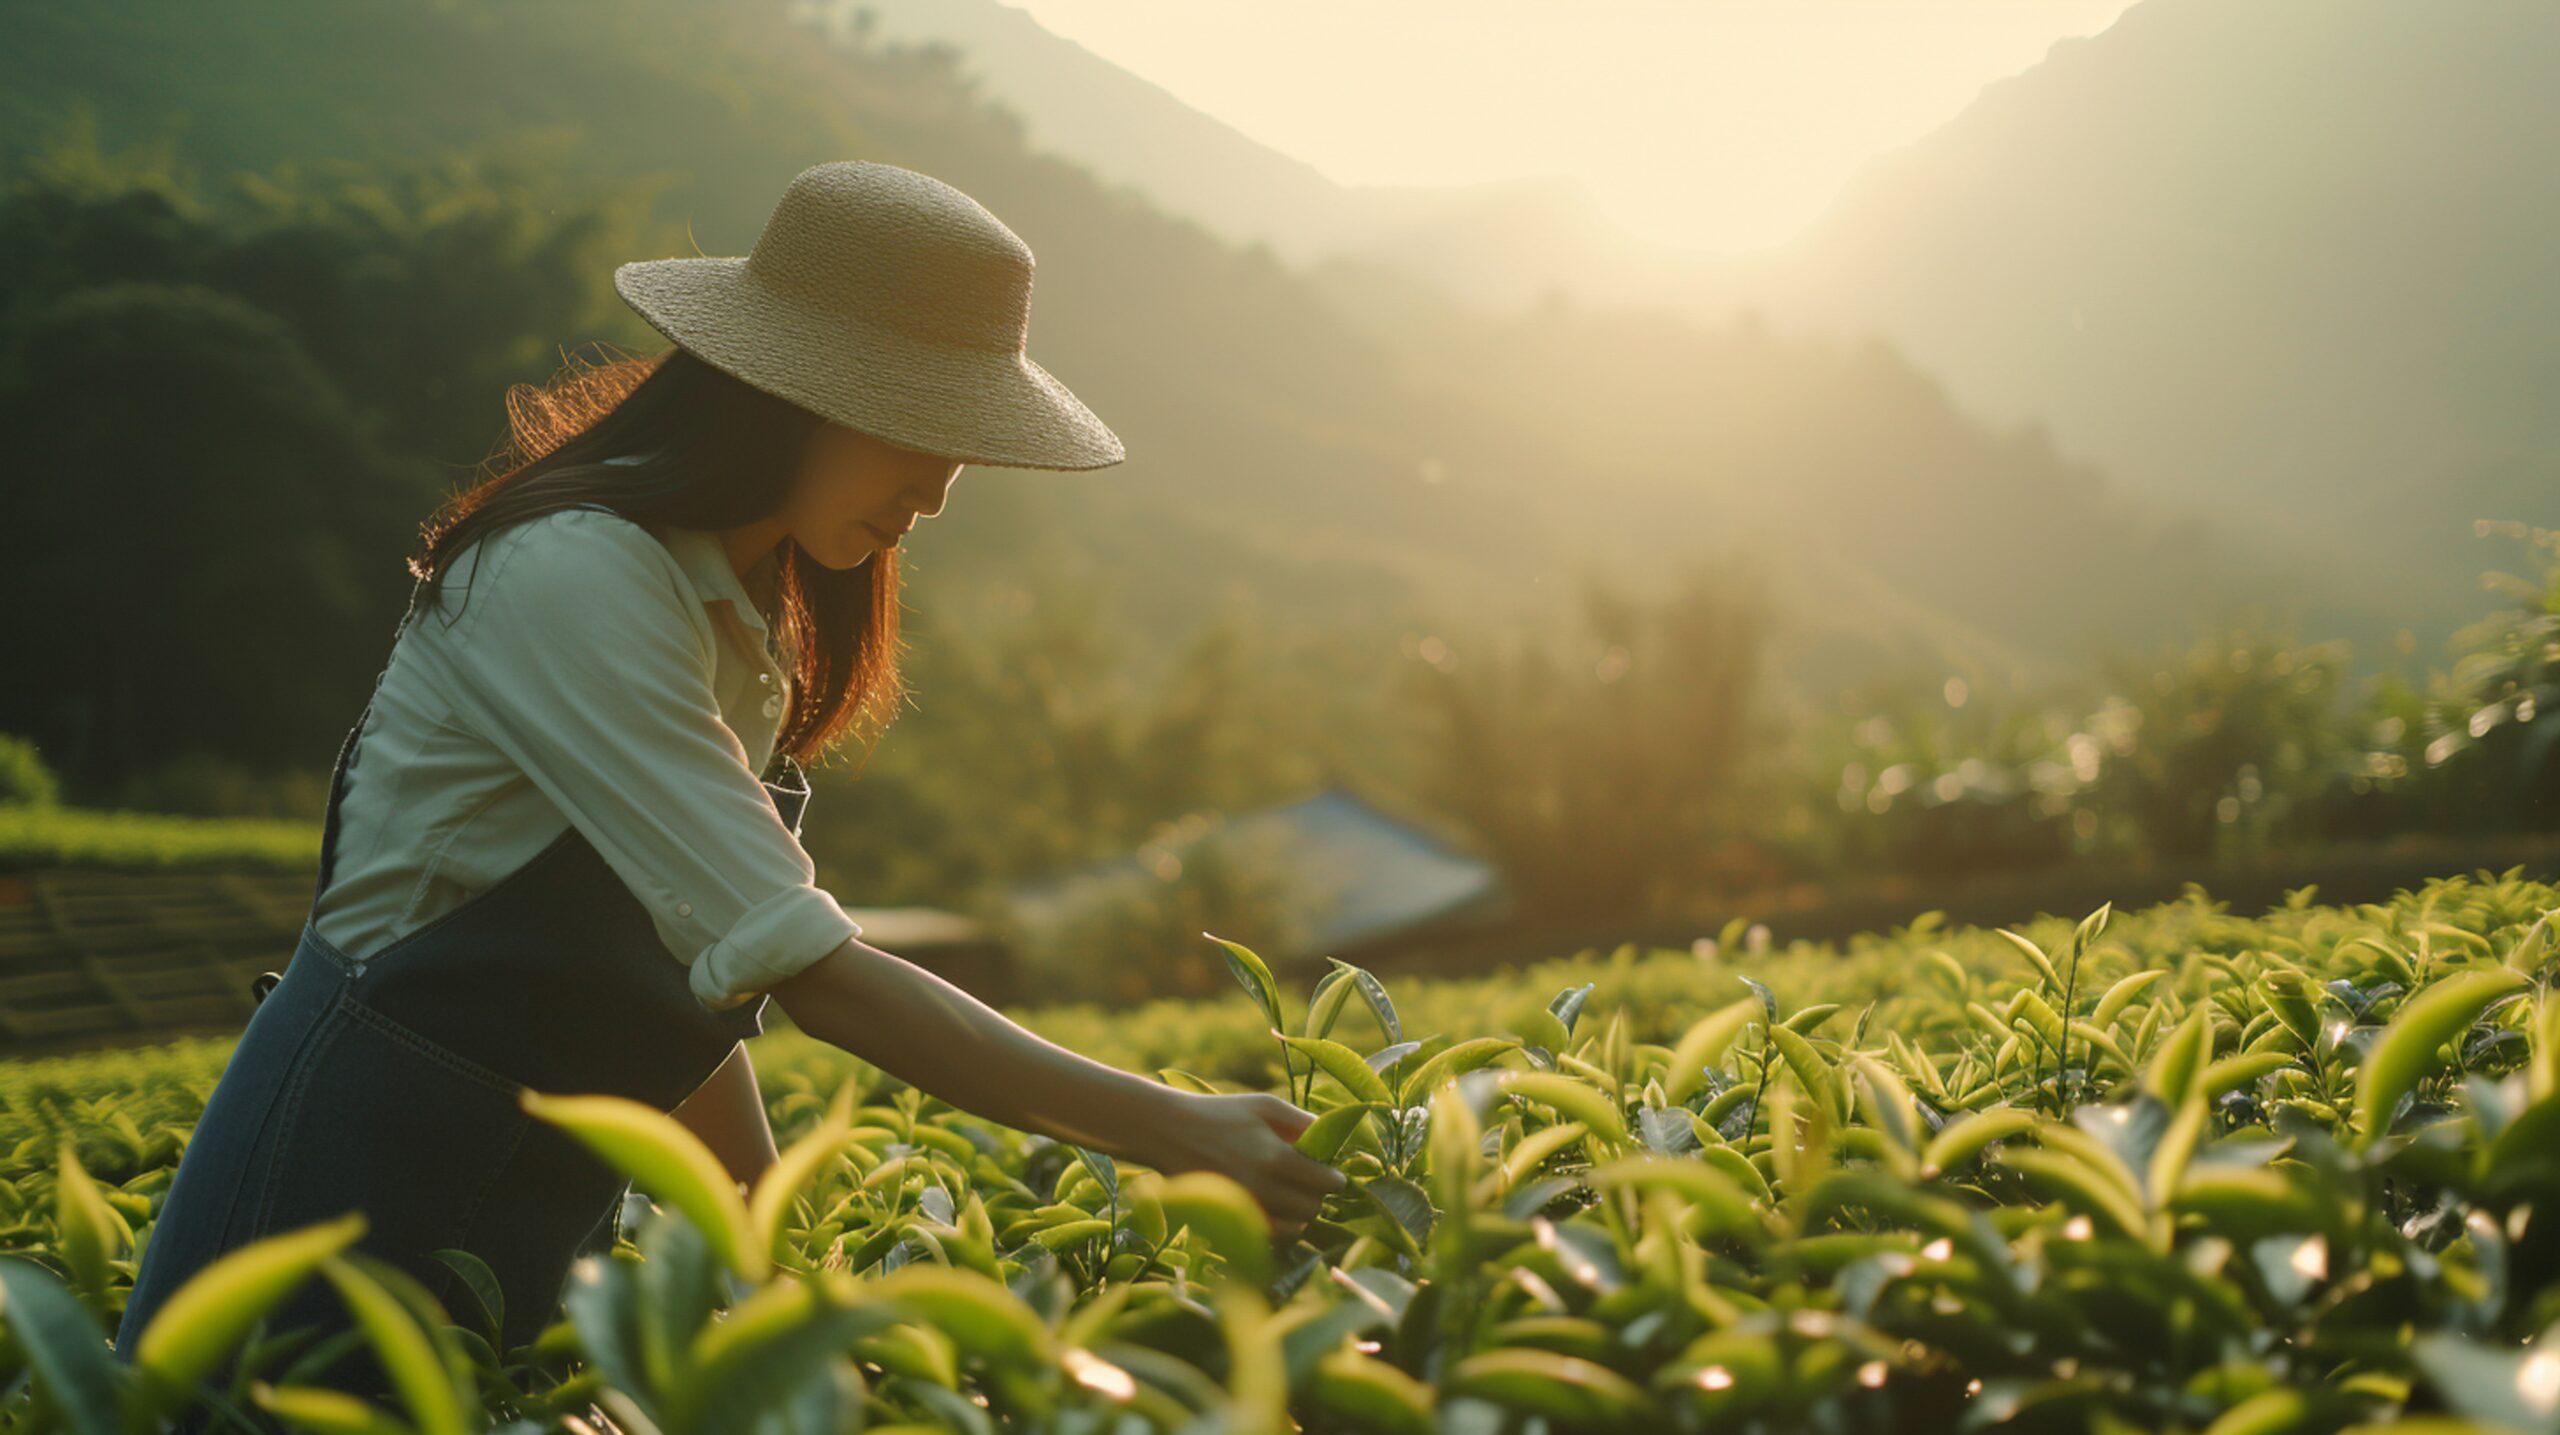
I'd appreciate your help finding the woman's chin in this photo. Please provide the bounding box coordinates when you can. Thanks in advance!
[807,542,874,571]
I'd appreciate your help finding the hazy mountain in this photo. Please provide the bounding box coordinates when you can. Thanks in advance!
[791,0,1355,262]
[795,0,1662,283]
[778,0,2518,658]
[1181,0,2559,649]
[1722,0,2560,630]
[0,0,2253,686]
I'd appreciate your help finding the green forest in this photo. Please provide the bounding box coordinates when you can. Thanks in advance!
[1,0,2555,1008]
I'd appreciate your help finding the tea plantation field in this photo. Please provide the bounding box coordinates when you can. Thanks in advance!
[5,875,2560,1433]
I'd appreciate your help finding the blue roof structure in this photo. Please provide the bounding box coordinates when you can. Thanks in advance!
[1006,787,1506,964]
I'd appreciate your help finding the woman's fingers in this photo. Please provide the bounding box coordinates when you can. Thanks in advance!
[1272,1149,1348,1199]
[1250,1092,1319,1143]
[1266,1186,1324,1233]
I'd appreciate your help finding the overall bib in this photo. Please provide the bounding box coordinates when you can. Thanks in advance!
[111,617,803,1418]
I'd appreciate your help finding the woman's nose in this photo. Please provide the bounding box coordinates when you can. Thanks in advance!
[915,471,960,518]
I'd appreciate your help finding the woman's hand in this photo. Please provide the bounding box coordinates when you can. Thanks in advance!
[770,938,1347,1240]
[1129,1090,1349,1240]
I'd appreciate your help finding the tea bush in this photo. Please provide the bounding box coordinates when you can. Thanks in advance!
[0,805,320,873]
[6,873,2560,1432]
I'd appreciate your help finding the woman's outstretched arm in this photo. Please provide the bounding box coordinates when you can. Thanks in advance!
[768,936,1346,1236]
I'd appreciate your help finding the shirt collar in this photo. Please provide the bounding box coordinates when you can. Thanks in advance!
[660,522,777,649]
[592,455,781,656]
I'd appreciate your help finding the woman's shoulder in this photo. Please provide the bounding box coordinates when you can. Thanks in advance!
[433,506,688,630]
[460,506,673,582]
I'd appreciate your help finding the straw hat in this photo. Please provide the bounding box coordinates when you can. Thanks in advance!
[613,160,1125,471]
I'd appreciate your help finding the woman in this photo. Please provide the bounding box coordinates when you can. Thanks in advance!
[111,160,1345,1408]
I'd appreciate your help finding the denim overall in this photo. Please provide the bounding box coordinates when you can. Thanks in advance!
[111,589,801,1417]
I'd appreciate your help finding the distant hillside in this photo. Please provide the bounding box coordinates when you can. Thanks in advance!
[0,0,2244,682]
[795,0,1356,262]
[1301,258,2253,684]
[800,0,1665,285]
[1717,0,2560,638]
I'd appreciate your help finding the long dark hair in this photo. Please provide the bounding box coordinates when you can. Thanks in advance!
[409,341,905,767]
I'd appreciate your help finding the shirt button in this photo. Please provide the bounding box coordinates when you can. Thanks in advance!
[763,694,783,719]
[675,901,693,918]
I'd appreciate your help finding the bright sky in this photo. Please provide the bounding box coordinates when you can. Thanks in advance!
[1001,0,2142,254]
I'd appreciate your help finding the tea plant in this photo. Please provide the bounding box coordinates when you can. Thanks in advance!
[6,873,2560,1432]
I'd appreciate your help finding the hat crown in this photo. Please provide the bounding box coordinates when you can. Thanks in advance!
[745,160,1034,357]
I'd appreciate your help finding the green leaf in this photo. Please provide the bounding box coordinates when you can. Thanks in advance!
[1779,1003,1842,1036]
[1499,1071,1628,1146]
[1924,949,1971,995]
[1308,1347,1435,1435]
[1768,1026,1846,1125]
[2093,970,2167,1030]
[1513,1006,1572,1056]
[2411,1329,2560,1435]
[1995,1148,2149,1242]
[1398,1037,1520,1107]
[2146,1091,2211,1205]
[635,1207,720,1397]
[129,1211,368,1420]
[2145,1007,2213,1106]
[2072,903,2114,959]
[749,1078,861,1265]
[1845,1054,1922,1175]
[1152,1171,1274,1289]
[51,1138,128,1302]
[1548,982,1597,1037]
[1582,1155,1756,1233]
[2070,1094,2173,1204]
[246,1381,413,1435]
[674,1275,898,1435]
[1304,965,1359,1040]
[520,1090,763,1280]
[0,1255,126,1435]
[1030,1219,1113,1252]
[562,1251,652,1412]
[424,1248,504,1347]
[2201,1051,2294,1101]
[1358,1174,1436,1247]
[1919,1107,2037,1180]
[1662,1328,1785,1402]
[1207,932,1284,1031]
[866,1263,1055,1366]
[2354,967,2532,1151]
[1446,1348,1652,1425]
[1074,1144,1121,1207]
[318,1253,471,1435]
[848,1322,958,1389]
[1428,1086,1484,1223]
[1275,1034,1394,1108]
[2171,1166,2331,1242]
[2189,1388,2309,1435]
[1295,1103,1384,1162]
[1663,998,1761,1105]
[1332,958,1403,1046]
[1995,928,2064,992]
[2260,970,2325,1053]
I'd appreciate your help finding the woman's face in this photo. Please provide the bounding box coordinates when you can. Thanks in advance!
[781,423,966,569]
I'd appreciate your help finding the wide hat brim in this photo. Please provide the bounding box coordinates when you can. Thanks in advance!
[613,256,1126,472]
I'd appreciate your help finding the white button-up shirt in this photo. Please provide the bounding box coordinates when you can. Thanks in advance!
[310,501,863,1014]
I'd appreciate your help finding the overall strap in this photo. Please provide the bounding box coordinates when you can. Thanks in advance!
[311,577,431,912]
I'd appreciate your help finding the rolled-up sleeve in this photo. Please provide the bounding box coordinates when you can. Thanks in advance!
[433,508,861,1013]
